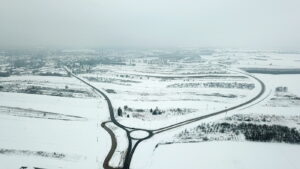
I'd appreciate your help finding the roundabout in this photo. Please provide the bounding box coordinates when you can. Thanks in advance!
[129,130,153,140]
[66,67,265,169]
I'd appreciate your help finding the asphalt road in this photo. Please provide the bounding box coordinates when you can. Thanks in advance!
[64,67,265,169]
[101,121,120,169]
[64,67,136,169]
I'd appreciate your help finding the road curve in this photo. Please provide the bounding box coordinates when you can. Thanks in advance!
[124,69,266,166]
[64,67,135,169]
[101,121,121,169]
[64,67,265,169]
[152,70,266,133]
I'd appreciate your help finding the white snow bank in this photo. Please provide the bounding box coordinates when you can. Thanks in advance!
[137,141,300,169]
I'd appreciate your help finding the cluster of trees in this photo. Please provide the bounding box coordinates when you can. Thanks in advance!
[168,82,203,88]
[65,57,126,74]
[5,85,93,98]
[117,105,131,117]
[179,122,300,144]
[117,105,164,117]
[150,107,163,115]
[275,86,288,93]
[203,82,255,90]
[84,76,135,86]
[37,72,66,77]
[0,72,10,77]
[168,82,255,90]
[105,89,116,94]
[224,114,275,123]
[36,151,65,159]
[12,58,45,69]
[169,108,194,115]
[239,123,300,143]
[23,86,43,94]
[78,57,125,66]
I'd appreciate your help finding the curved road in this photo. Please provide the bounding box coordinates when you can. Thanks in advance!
[64,67,265,169]
[101,121,120,169]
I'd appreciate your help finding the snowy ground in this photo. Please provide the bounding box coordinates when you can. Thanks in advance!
[130,74,300,169]
[80,69,259,130]
[239,74,300,116]
[129,51,300,169]
[147,141,300,169]
[1,49,300,169]
[0,76,111,169]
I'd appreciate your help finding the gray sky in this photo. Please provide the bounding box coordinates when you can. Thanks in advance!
[0,0,299,49]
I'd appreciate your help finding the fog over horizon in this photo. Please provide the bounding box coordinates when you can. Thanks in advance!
[0,0,299,50]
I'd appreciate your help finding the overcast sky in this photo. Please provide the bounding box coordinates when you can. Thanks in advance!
[0,0,299,49]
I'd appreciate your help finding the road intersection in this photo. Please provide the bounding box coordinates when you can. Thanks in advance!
[64,67,265,169]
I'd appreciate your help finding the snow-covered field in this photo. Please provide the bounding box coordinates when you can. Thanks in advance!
[0,76,111,169]
[124,51,300,169]
[239,74,300,116]
[0,49,300,169]
[147,141,300,169]
[79,66,260,130]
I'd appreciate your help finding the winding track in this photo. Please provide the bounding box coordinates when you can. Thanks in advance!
[64,67,265,169]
